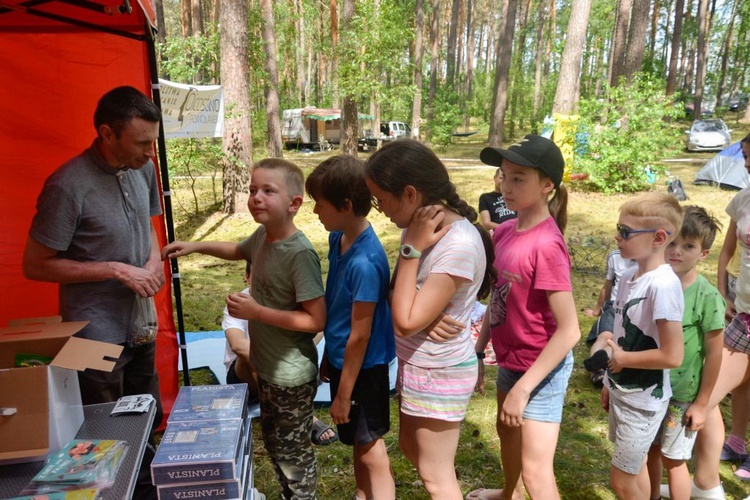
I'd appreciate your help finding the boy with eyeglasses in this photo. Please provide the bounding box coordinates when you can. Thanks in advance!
[586,192,685,499]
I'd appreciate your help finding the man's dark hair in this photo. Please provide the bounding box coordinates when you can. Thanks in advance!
[94,86,161,137]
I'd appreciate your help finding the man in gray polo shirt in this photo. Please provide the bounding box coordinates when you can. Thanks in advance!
[22,86,166,427]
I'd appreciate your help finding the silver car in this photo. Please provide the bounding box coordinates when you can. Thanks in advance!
[685,119,732,152]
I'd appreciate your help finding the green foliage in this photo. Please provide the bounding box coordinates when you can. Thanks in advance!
[575,75,683,194]
[159,33,220,84]
[166,139,223,215]
[427,88,463,146]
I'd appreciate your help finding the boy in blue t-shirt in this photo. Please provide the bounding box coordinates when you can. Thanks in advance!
[305,155,397,500]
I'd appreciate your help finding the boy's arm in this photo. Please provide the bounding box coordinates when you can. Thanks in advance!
[685,328,723,430]
[225,328,250,358]
[161,240,243,261]
[473,306,492,395]
[226,293,326,333]
[479,210,498,231]
[717,220,738,320]
[330,301,375,425]
[607,319,684,370]
[585,279,613,317]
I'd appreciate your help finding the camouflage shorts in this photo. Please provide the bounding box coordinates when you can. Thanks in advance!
[257,377,317,499]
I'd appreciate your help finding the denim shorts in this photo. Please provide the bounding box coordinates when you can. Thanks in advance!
[496,351,573,423]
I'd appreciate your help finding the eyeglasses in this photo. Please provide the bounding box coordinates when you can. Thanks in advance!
[616,223,671,240]
[371,195,382,213]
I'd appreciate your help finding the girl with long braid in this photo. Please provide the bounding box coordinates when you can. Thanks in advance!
[365,139,496,500]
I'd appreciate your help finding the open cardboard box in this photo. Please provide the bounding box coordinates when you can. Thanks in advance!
[0,316,123,464]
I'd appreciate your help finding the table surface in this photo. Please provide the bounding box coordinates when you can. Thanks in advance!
[0,401,155,499]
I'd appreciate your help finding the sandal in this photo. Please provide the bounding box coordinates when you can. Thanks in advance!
[590,369,606,388]
[736,456,750,481]
[311,418,338,446]
[720,442,748,462]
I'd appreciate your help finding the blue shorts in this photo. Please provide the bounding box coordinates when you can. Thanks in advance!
[496,351,573,423]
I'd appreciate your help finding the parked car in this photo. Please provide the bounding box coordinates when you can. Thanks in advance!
[685,119,732,152]
[380,121,411,139]
[728,94,748,112]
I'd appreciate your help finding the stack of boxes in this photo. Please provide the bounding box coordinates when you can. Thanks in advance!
[151,384,254,500]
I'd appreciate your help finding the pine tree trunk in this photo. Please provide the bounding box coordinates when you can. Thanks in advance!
[623,0,650,82]
[693,0,709,121]
[181,0,191,38]
[260,0,283,157]
[552,0,592,115]
[428,0,440,122]
[412,0,424,140]
[532,0,547,123]
[446,0,460,88]
[220,0,252,214]
[488,0,518,148]
[340,0,358,156]
[665,0,683,96]
[330,0,339,108]
[608,0,631,87]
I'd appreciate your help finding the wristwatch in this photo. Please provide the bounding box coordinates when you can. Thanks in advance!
[399,244,422,260]
[476,352,486,360]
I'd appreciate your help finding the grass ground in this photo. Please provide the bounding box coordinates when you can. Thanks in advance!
[168,129,749,499]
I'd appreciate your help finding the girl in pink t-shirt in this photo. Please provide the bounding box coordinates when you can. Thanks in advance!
[469,135,581,500]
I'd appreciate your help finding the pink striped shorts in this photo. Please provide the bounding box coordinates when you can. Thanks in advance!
[397,358,478,422]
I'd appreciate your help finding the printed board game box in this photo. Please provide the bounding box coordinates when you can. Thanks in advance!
[151,419,245,485]
[168,384,248,424]
[157,420,252,499]
[0,317,123,464]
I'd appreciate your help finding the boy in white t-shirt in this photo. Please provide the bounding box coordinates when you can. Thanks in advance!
[589,193,685,498]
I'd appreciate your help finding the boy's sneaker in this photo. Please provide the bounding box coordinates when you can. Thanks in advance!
[720,442,748,462]
[659,481,725,499]
[736,456,750,481]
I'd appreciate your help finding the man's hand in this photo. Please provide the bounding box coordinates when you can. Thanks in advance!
[115,263,164,297]
[226,292,260,320]
[426,313,465,342]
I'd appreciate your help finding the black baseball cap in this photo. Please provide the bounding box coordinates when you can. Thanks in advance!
[480,134,564,188]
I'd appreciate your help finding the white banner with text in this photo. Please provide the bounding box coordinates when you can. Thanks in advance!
[159,79,224,139]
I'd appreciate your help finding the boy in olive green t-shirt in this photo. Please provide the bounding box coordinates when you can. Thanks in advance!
[162,158,326,499]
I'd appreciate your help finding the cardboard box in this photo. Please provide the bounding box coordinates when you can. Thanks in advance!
[0,317,123,464]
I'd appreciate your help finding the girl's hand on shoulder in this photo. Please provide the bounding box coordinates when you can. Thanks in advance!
[404,205,451,251]
[426,313,465,342]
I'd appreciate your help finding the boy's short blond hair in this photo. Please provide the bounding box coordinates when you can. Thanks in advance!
[252,158,305,197]
[619,192,683,242]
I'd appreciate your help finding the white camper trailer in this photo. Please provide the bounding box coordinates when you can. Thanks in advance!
[282,107,374,150]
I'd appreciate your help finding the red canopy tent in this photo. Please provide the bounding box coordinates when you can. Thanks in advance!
[0,0,183,426]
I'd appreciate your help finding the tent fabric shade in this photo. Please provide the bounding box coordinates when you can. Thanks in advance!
[694,142,749,191]
[0,0,179,427]
[300,107,375,121]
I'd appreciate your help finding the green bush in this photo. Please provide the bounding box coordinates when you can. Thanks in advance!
[576,75,683,193]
